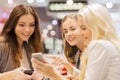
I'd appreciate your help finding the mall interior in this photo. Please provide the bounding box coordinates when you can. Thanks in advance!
[0,0,120,54]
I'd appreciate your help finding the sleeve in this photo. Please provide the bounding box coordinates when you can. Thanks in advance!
[0,43,5,66]
[72,67,80,80]
[0,43,8,73]
[84,41,112,80]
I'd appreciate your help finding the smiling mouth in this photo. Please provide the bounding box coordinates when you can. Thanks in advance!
[21,33,30,38]
[68,37,76,42]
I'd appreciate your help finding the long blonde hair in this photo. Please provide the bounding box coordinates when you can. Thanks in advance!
[78,3,120,80]
[61,14,82,64]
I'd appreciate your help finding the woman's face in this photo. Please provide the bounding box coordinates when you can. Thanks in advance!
[15,13,35,42]
[62,17,92,48]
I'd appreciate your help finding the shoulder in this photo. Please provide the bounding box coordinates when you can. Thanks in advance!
[0,36,9,57]
[87,40,118,57]
[0,36,5,42]
[88,40,116,50]
[85,40,118,65]
[0,36,7,48]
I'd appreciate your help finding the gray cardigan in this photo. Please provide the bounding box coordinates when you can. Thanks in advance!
[0,42,16,73]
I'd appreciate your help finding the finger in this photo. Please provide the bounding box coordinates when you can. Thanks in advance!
[30,72,38,79]
[17,68,31,79]
[45,55,60,59]
[32,58,45,71]
[18,67,27,73]
[32,58,44,66]
[51,57,60,65]
[19,67,27,72]
[52,57,64,65]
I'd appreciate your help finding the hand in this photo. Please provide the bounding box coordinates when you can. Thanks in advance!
[27,71,44,80]
[45,54,68,66]
[45,55,74,75]
[31,58,62,79]
[17,67,32,80]
[0,67,30,80]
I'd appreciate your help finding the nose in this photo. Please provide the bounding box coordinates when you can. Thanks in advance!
[24,26,30,32]
[67,31,72,36]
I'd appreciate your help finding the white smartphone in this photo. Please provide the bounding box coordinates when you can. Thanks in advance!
[32,52,47,63]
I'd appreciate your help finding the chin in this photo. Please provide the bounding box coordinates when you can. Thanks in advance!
[22,38,29,42]
[24,40,28,42]
[69,43,76,46]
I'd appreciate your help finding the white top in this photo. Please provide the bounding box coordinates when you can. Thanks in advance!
[20,48,30,69]
[73,40,120,80]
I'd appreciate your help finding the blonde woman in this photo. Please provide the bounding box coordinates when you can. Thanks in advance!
[32,3,120,80]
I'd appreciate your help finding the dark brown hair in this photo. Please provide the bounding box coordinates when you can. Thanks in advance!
[1,4,43,67]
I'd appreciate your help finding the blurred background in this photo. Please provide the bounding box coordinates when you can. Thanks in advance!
[0,0,120,54]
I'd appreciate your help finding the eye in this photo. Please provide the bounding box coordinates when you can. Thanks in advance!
[81,25,87,30]
[82,27,86,30]
[30,24,35,27]
[63,30,68,34]
[19,24,25,27]
[71,27,76,31]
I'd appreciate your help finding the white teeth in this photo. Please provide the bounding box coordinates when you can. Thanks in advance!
[23,35,28,36]
[22,33,29,36]
[24,34,28,36]
[69,39,74,41]
[68,37,75,41]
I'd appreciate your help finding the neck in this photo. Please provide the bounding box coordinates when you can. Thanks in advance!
[17,38,23,49]
[76,43,86,52]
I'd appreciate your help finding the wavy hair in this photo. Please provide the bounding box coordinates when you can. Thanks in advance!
[1,4,44,67]
[61,14,83,64]
[61,3,120,80]
[78,3,120,80]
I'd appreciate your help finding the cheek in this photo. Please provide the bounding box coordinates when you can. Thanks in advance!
[64,35,68,41]
[15,27,19,35]
[76,30,83,38]
[31,28,35,34]
[88,31,92,40]
[75,29,83,36]
[15,25,23,33]
[84,31,92,45]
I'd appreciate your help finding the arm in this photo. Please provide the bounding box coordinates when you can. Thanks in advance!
[0,43,30,80]
[0,68,29,80]
[0,43,16,80]
[0,69,18,80]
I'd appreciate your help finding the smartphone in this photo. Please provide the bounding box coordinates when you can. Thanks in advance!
[32,52,47,63]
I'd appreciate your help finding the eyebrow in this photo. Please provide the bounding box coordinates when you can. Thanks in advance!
[80,25,86,27]
[63,25,77,30]
[17,21,25,23]
[18,21,35,24]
